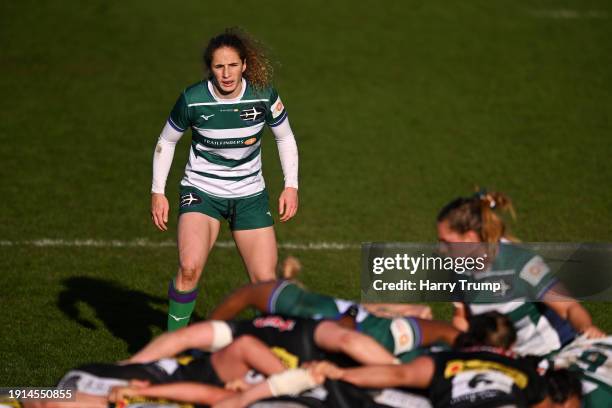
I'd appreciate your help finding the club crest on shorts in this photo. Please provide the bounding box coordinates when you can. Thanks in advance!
[240,106,265,122]
[180,192,202,207]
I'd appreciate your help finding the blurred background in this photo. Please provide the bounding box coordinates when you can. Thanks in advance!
[1,0,611,385]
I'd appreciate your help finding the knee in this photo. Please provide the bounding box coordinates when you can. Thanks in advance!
[222,334,255,358]
[249,266,276,283]
[178,260,203,284]
[231,334,257,350]
[339,331,359,350]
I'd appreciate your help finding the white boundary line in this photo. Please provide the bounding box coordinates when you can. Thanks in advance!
[2,240,605,252]
[0,239,360,251]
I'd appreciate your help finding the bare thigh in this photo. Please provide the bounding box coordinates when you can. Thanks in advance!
[232,226,277,282]
[175,213,221,291]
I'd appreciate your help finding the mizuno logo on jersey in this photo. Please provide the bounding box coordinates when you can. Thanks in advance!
[200,114,215,120]
[180,192,202,207]
[240,106,265,121]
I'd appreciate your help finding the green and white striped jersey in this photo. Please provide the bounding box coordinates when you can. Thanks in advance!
[546,336,612,407]
[168,79,287,198]
[461,243,575,356]
[552,336,612,389]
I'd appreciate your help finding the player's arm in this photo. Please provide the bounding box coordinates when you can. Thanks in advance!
[128,321,232,363]
[542,283,605,338]
[213,335,286,379]
[151,121,183,231]
[452,302,469,332]
[213,367,322,408]
[208,281,277,320]
[314,321,397,365]
[332,356,435,389]
[518,254,603,338]
[151,93,189,231]
[212,381,271,408]
[416,318,461,346]
[267,93,298,222]
[111,382,233,405]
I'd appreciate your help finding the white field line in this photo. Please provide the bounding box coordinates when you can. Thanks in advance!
[529,9,608,19]
[0,238,360,251]
[2,240,605,253]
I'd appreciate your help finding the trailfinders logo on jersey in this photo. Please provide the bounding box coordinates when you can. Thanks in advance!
[192,129,260,148]
[360,242,612,303]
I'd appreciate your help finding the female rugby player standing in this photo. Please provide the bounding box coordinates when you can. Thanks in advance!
[150,28,299,331]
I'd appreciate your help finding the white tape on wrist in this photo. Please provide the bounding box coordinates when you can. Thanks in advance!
[210,321,233,351]
[267,369,318,396]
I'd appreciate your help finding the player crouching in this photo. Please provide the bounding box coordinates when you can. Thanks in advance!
[10,334,325,408]
[316,312,584,408]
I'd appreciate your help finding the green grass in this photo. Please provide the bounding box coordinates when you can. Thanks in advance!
[1,0,611,386]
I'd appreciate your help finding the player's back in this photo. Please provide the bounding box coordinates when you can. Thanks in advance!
[429,346,547,408]
[229,315,325,368]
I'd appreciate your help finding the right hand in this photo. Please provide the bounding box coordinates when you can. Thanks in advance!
[151,193,169,231]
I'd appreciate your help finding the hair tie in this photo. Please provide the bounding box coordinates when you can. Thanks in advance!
[474,189,496,209]
[487,196,497,209]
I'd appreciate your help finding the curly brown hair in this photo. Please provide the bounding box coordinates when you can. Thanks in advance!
[203,27,273,91]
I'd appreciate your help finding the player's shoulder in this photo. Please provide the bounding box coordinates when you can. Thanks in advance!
[181,80,214,104]
[498,244,553,288]
[497,243,540,270]
[245,82,287,125]
[244,82,278,102]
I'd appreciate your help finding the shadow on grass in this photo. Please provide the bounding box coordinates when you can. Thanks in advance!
[57,277,175,353]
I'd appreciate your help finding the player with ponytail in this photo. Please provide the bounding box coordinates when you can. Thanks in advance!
[437,189,604,356]
[437,189,517,244]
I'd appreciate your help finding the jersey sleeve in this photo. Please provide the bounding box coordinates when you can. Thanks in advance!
[266,88,288,127]
[517,255,558,300]
[168,92,191,132]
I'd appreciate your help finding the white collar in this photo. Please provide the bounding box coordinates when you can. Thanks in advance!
[207,78,247,102]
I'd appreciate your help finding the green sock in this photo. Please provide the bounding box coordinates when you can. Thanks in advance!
[167,279,198,331]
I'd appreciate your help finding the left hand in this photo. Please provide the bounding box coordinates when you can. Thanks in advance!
[278,187,298,222]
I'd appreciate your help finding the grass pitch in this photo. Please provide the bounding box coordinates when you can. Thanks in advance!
[1,0,611,385]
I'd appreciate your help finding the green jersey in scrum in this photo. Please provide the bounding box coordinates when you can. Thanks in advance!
[269,280,422,356]
[459,243,576,356]
[547,335,612,407]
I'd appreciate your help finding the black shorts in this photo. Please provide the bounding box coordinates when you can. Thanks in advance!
[228,316,324,365]
[169,354,222,386]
